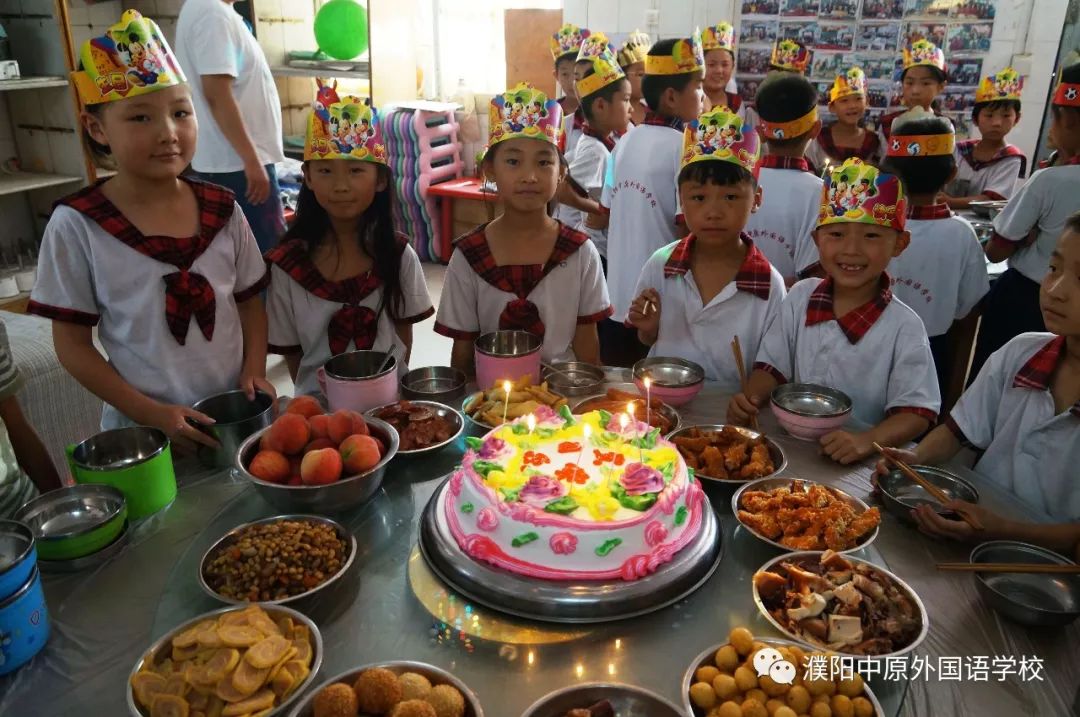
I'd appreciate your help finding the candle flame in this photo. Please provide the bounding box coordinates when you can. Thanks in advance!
[503,380,511,395]
[626,401,635,417]
[644,376,652,390]
[526,414,536,432]
[583,423,592,439]
[619,413,628,430]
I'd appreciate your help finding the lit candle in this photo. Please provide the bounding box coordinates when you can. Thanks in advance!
[643,376,652,430]
[627,401,642,462]
[501,380,511,425]
[527,413,536,435]
[576,423,591,474]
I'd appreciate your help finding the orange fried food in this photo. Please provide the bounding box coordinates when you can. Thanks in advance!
[673,427,774,481]
[737,480,880,550]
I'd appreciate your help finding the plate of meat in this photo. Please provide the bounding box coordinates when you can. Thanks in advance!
[667,424,786,484]
[571,388,680,435]
[366,400,464,455]
[520,683,683,717]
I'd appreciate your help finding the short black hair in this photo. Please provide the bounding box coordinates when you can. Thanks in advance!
[755,71,818,147]
[1052,62,1080,120]
[579,77,630,124]
[901,64,947,83]
[972,98,1021,122]
[554,53,575,73]
[678,159,755,188]
[882,114,956,195]
[641,39,701,111]
[1065,210,1080,235]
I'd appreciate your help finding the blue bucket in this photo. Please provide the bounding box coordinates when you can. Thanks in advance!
[0,520,36,601]
[0,565,49,675]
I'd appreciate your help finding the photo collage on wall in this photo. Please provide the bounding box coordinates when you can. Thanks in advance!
[737,0,998,138]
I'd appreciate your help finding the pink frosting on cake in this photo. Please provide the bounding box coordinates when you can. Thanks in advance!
[476,507,499,532]
[644,520,668,547]
[550,532,578,555]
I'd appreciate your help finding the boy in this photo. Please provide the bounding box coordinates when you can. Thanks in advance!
[627,108,785,390]
[617,30,651,126]
[742,71,825,283]
[743,39,812,134]
[603,35,704,366]
[805,67,882,173]
[701,23,739,115]
[551,23,591,161]
[876,215,1080,523]
[971,63,1080,379]
[728,159,941,464]
[944,68,1027,207]
[883,108,989,403]
[877,39,946,143]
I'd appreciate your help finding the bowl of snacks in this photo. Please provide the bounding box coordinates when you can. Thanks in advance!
[199,515,356,606]
[572,387,680,435]
[633,356,705,406]
[541,361,605,397]
[753,551,928,659]
[876,465,979,525]
[733,478,880,552]
[13,484,127,562]
[365,400,464,455]
[462,377,568,433]
[682,627,884,717]
[521,683,683,717]
[400,366,467,402]
[969,541,1080,627]
[127,603,321,717]
[770,383,853,441]
[289,660,483,716]
[668,424,785,484]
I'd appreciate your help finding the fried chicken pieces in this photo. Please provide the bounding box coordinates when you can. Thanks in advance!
[672,426,774,481]
[737,480,880,551]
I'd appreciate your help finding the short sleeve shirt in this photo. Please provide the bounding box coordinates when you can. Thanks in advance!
[743,163,824,281]
[563,132,612,254]
[951,140,1026,201]
[0,321,35,519]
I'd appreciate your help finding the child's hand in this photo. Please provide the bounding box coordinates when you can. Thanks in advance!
[146,403,220,453]
[870,446,919,496]
[820,429,875,465]
[910,500,1002,542]
[241,374,278,403]
[726,392,760,426]
[585,211,609,230]
[627,289,661,339]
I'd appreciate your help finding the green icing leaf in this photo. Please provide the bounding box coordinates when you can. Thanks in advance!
[595,538,622,557]
[511,423,529,435]
[473,460,504,478]
[536,427,557,439]
[688,466,696,483]
[499,487,521,502]
[610,482,658,511]
[460,502,474,513]
[559,405,575,425]
[659,462,675,481]
[598,409,612,425]
[543,496,579,515]
[630,427,662,451]
[675,506,689,526]
[511,531,539,547]
[464,436,484,450]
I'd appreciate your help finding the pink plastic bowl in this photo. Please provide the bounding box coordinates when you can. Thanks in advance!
[770,382,853,441]
[634,378,702,407]
[474,331,542,391]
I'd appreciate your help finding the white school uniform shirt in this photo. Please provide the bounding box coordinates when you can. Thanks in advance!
[743,158,824,281]
[804,125,884,175]
[564,129,614,256]
[951,140,1026,201]
[265,237,434,396]
[887,205,989,337]
[754,276,941,427]
[634,236,786,391]
[606,116,685,322]
[948,333,1080,521]
[990,161,1080,283]
[433,222,612,363]
[28,181,268,429]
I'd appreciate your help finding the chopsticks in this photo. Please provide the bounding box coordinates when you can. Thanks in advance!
[936,562,1080,575]
[730,336,758,431]
[871,442,984,531]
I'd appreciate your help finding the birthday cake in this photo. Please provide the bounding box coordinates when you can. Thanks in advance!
[444,408,706,581]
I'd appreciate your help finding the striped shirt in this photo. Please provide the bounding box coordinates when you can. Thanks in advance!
[0,322,36,518]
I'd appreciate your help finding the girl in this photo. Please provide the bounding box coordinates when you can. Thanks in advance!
[617,30,650,126]
[29,10,272,452]
[700,23,739,116]
[265,99,433,396]
[435,83,612,377]
[806,68,882,173]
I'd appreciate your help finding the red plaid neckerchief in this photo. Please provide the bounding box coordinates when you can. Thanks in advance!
[1012,335,1080,418]
[582,122,616,151]
[642,110,686,131]
[455,222,589,337]
[957,139,1028,178]
[878,110,904,140]
[758,155,811,173]
[662,234,773,300]
[817,125,881,164]
[573,108,585,131]
[907,203,952,221]
[724,92,742,113]
[805,275,893,344]
[57,178,234,346]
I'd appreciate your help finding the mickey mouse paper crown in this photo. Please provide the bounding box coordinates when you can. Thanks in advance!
[770,39,810,74]
[885,107,955,157]
[576,33,626,98]
[305,88,386,164]
[551,23,590,60]
[681,108,760,173]
[488,83,563,153]
[617,30,652,68]
[818,159,907,232]
[830,67,867,103]
[645,32,705,76]
[71,10,185,105]
[975,67,1024,103]
[701,22,736,53]
[902,39,946,73]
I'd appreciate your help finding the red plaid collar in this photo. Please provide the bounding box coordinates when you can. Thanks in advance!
[642,110,686,131]
[805,274,893,344]
[907,203,952,220]
[817,125,880,164]
[662,234,773,300]
[957,140,1028,177]
[582,122,616,151]
[265,237,389,305]
[878,110,905,140]
[455,221,589,299]
[1012,335,1080,417]
[758,155,811,173]
[724,92,742,112]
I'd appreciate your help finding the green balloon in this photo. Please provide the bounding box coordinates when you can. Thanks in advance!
[314,0,369,60]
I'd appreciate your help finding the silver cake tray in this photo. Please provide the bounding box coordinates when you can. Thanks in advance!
[418,479,723,623]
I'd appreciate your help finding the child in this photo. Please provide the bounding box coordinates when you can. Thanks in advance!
[603,35,704,366]
[805,67,882,173]
[265,99,433,396]
[29,11,272,451]
[551,23,591,162]
[728,159,941,464]
[617,30,651,126]
[971,63,1080,379]
[876,215,1080,524]
[627,108,785,390]
[877,39,946,143]
[883,109,989,401]
[742,39,812,134]
[434,83,612,373]
[944,68,1027,207]
[742,72,825,283]
[701,23,739,115]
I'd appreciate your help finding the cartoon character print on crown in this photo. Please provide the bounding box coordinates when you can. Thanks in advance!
[72,10,185,105]
[681,107,760,173]
[488,83,563,150]
[902,39,946,73]
[819,158,906,231]
[975,68,1023,103]
[305,95,387,164]
[551,23,591,60]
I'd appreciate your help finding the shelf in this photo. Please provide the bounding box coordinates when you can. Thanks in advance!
[0,171,83,196]
[0,76,69,91]
[271,65,370,80]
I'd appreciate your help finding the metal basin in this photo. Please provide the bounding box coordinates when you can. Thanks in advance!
[325,349,397,380]
[474,330,542,358]
[365,400,464,455]
[191,389,275,468]
[633,355,705,387]
[668,424,786,485]
[70,426,168,470]
[877,465,979,524]
[970,541,1080,627]
[400,365,467,401]
[13,484,127,561]
[521,683,683,717]
[541,361,605,397]
[771,382,852,417]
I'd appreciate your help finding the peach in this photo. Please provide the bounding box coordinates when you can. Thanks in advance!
[304,438,337,453]
[286,395,323,418]
[309,414,331,440]
[327,410,354,444]
[340,434,381,474]
[300,447,343,485]
[348,411,369,436]
[249,450,290,483]
[260,431,284,453]
[269,413,310,455]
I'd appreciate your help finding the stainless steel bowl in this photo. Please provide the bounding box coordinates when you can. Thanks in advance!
[771,382,853,418]
[70,426,168,471]
[325,349,396,380]
[633,355,705,387]
[198,514,356,606]
[236,416,400,514]
[13,483,127,561]
[461,391,499,435]
[969,199,1008,219]
[521,682,683,717]
[732,477,878,551]
[474,329,542,358]
[364,400,464,455]
[127,604,322,717]
[541,361,605,397]
[877,465,979,524]
[970,541,1080,627]
[667,424,786,485]
[286,660,484,717]
[191,389,275,468]
[400,365,467,401]
[572,393,682,435]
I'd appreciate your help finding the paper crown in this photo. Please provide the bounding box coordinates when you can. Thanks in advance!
[701,23,736,53]
[645,33,705,75]
[305,88,387,164]
[902,39,946,74]
[1054,81,1080,106]
[488,83,563,152]
[71,10,185,105]
[758,106,818,141]
[818,159,907,232]
[885,107,955,157]
[770,39,810,74]
[617,30,652,68]
[551,23,590,60]
[830,67,867,103]
[975,68,1024,103]
[681,108,760,173]
[576,33,626,98]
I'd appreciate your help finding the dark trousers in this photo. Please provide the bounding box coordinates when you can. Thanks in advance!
[599,318,649,368]
[194,164,285,254]
[929,332,950,402]
[968,268,1045,384]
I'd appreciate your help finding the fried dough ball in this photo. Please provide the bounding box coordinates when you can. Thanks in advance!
[353,668,403,714]
[399,672,433,701]
[313,683,359,717]
[741,697,768,717]
[851,696,874,717]
[390,699,438,717]
[734,666,758,692]
[711,702,743,717]
[773,707,797,717]
[746,689,769,706]
[809,701,832,717]
[713,673,739,700]
[425,684,465,717]
[697,665,721,683]
[837,674,863,698]
[759,675,789,698]
[691,682,718,710]
[729,628,755,656]
[715,645,740,672]
[786,685,812,713]
[830,695,854,717]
